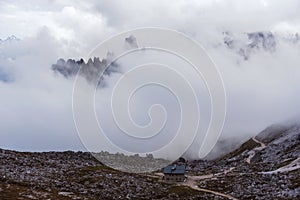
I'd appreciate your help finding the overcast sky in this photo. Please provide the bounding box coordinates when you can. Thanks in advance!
[1,0,300,158]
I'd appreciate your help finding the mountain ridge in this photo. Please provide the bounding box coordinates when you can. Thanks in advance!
[1,123,299,199]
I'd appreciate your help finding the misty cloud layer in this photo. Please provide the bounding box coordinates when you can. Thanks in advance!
[1,0,300,159]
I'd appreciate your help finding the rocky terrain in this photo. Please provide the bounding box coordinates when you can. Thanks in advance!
[188,124,300,199]
[91,152,169,173]
[1,123,299,199]
[0,150,217,200]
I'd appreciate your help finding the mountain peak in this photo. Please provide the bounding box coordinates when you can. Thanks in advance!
[0,35,20,44]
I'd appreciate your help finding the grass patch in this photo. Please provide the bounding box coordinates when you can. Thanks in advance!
[0,182,72,200]
[168,186,203,197]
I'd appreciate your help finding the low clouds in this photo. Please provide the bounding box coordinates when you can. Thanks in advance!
[0,29,83,151]
[0,0,300,158]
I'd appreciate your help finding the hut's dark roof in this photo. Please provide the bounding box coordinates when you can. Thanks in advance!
[163,164,185,175]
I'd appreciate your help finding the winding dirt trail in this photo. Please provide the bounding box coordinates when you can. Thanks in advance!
[152,169,239,199]
[262,157,300,174]
[253,136,266,148]
[183,174,239,200]
[245,136,266,164]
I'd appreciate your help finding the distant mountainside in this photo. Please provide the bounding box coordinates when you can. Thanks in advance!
[50,31,300,86]
[0,35,20,44]
[51,55,120,87]
[188,123,300,199]
[1,31,300,84]
[1,123,299,199]
[222,31,299,60]
[51,35,136,86]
